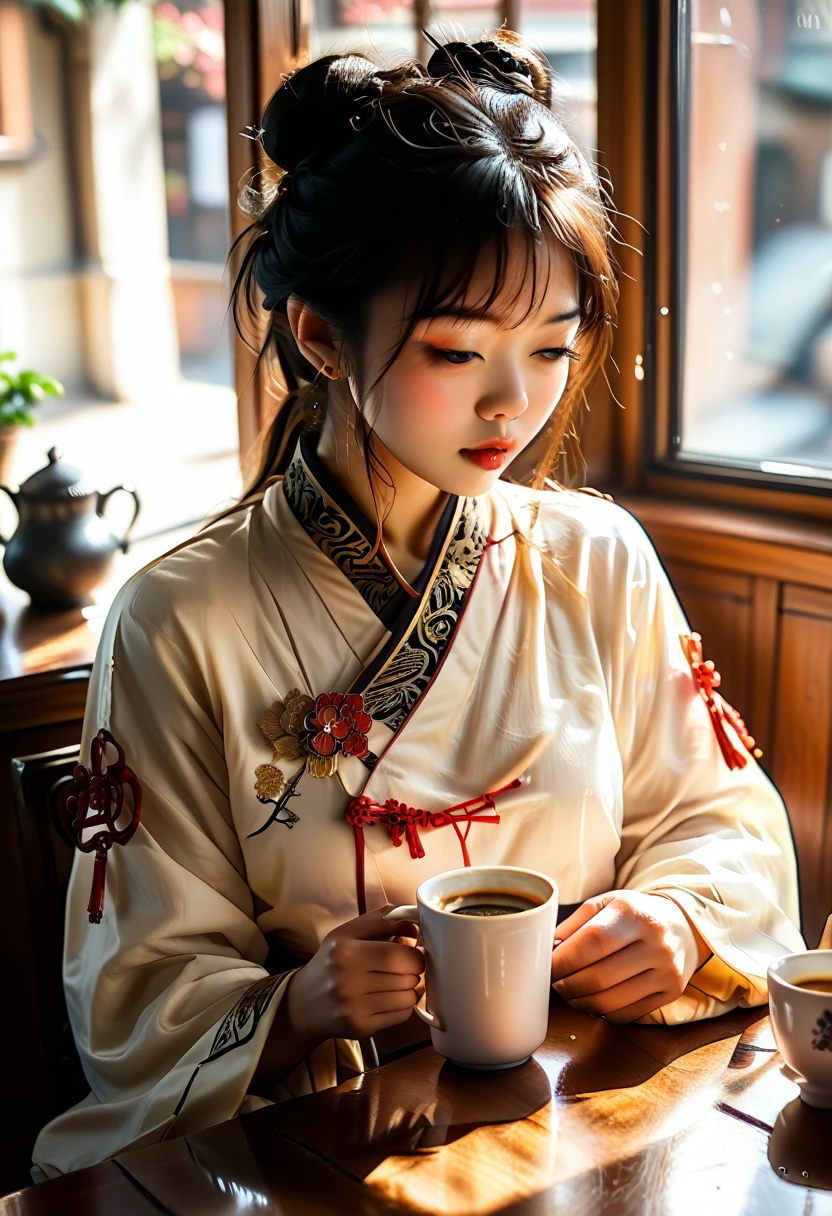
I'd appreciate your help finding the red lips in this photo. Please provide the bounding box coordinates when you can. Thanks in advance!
[459,436,516,471]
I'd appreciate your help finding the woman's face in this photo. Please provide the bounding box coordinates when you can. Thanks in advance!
[353,235,582,498]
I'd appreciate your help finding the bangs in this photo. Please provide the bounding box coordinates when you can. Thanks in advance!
[362,217,569,398]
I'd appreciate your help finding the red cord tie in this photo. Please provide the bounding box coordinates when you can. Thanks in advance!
[69,729,142,924]
[681,633,762,771]
[347,778,521,867]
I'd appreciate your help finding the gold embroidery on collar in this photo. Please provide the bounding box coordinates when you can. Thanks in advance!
[282,455,398,615]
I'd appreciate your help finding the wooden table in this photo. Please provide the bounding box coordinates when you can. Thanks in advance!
[5,1000,832,1215]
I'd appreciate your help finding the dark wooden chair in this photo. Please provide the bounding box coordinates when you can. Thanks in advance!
[11,746,90,1129]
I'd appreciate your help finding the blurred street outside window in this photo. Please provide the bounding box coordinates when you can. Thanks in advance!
[679,0,832,480]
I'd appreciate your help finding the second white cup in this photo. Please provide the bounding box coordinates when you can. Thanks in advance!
[769,950,832,1108]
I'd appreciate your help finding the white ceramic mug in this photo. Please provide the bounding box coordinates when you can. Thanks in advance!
[386,865,559,1069]
[768,950,832,1108]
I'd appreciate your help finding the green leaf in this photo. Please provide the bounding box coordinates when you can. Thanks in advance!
[0,351,16,364]
[34,374,64,397]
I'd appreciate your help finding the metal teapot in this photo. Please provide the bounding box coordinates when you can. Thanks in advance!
[0,448,140,610]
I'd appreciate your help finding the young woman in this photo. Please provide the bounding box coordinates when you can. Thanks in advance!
[34,32,803,1178]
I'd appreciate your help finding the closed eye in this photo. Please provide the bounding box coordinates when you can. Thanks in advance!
[536,347,581,362]
[431,347,580,366]
[432,349,480,365]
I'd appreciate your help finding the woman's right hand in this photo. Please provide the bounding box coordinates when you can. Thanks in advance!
[285,905,425,1041]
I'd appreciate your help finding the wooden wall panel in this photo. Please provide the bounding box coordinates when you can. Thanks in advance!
[771,587,832,948]
[626,496,832,947]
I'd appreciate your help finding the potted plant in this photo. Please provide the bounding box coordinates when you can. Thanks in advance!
[0,351,64,485]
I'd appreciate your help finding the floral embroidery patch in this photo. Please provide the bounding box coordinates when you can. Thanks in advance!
[250,690,373,835]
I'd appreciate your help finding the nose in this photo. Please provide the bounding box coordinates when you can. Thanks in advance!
[475,362,529,427]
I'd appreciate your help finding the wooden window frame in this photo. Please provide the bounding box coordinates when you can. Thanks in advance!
[597,0,832,522]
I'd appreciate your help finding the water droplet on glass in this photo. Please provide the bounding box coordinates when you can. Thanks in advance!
[635,354,643,365]
[660,306,670,315]
[570,1034,576,1040]
[711,282,724,295]
[779,1166,788,1175]
[634,366,644,381]
[803,1172,809,1178]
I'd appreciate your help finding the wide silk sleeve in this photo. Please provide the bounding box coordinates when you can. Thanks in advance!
[600,512,805,1024]
[31,572,341,1178]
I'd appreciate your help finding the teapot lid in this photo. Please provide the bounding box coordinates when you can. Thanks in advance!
[18,447,91,499]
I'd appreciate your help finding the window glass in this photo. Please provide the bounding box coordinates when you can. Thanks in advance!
[679,0,832,481]
[514,0,596,157]
[310,0,417,60]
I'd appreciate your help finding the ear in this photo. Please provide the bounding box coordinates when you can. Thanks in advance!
[287,294,341,374]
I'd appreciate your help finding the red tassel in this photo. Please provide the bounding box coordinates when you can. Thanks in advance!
[87,850,108,924]
[680,634,763,771]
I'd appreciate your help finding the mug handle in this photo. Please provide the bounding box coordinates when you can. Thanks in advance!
[384,905,444,1031]
[98,484,141,553]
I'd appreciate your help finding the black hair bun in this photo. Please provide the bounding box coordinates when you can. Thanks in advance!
[427,39,533,88]
[260,54,387,172]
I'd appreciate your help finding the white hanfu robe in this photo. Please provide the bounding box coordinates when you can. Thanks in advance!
[33,434,804,1178]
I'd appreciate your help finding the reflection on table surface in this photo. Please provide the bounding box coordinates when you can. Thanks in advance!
[6,998,832,1215]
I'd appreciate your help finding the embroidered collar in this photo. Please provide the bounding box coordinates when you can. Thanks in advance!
[282,434,461,626]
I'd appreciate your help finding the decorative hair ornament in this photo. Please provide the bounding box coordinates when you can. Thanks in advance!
[68,730,142,924]
[680,633,762,770]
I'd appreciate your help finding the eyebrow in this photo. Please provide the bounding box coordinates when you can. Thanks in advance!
[415,306,583,325]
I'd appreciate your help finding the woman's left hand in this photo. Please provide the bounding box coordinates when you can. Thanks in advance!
[549,890,712,1023]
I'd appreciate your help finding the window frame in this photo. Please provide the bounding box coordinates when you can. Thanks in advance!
[638,0,832,520]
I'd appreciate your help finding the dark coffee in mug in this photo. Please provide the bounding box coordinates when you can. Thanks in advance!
[793,978,832,994]
[440,890,542,916]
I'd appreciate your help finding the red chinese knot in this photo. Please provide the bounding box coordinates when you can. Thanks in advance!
[681,633,762,771]
[346,779,521,914]
[69,729,142,924]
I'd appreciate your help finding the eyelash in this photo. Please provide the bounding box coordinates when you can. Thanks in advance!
[431,347,580,366]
